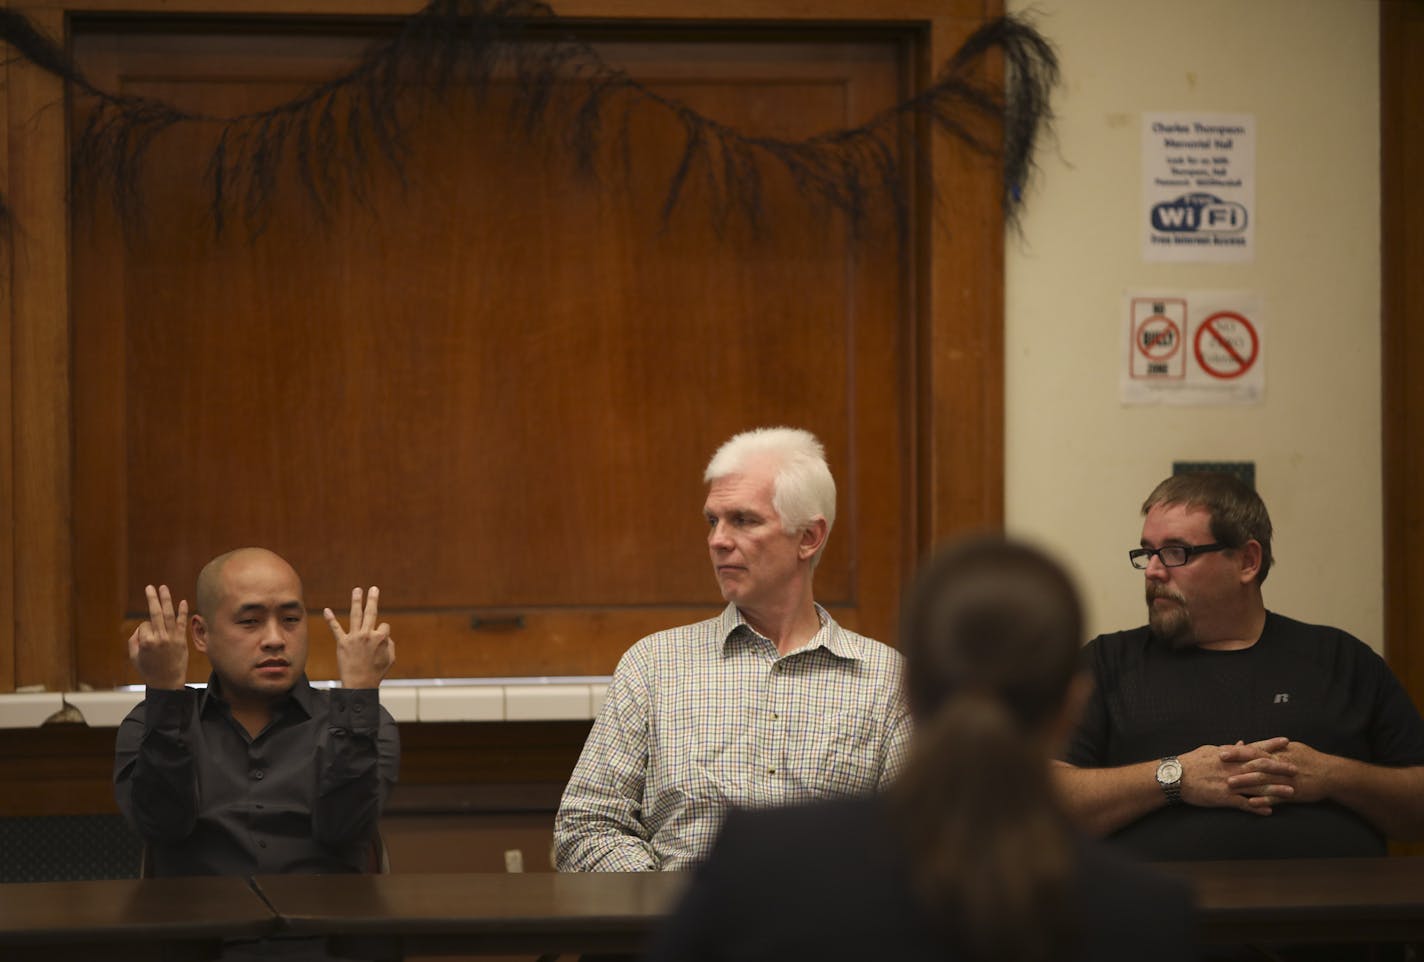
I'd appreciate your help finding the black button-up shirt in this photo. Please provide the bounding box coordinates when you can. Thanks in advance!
[115,674,399,877]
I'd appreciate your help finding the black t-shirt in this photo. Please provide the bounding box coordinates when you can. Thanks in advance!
[1066,611,1424,860]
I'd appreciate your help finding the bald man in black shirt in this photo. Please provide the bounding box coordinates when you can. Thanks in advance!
[115,547,399,878]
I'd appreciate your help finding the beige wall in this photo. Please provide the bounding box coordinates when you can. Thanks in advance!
[1005,0,1382,645]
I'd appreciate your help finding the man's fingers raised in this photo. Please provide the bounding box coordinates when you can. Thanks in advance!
[145,585,163,625]
[158,584,177,625]
[362,587,380,633]
[172,599,189,641]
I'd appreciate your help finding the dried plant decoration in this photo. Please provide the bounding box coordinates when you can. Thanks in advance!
[0,1,1058,240]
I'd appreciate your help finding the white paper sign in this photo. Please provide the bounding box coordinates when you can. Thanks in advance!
[1121,291,1264,405]
[1143,113,1255,262]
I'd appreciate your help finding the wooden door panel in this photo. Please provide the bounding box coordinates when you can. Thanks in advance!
[72,23,910,686]
[1383,1,1424,715]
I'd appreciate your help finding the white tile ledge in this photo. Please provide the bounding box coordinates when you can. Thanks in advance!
[0,677,613,729]
[0,692,65,729]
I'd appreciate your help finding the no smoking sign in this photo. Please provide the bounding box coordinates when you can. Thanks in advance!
[1194,311,1259,379]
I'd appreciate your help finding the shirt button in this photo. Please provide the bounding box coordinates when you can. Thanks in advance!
[767,768,776,775]
[255,803,264,810]
[354,703,363,713]
[258,840,267,849]
[771,712,779,720]
[251,770,264,780]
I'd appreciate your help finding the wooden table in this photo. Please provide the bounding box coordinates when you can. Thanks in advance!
[255,859,1424,956]
[1162,857,1424,944]
[0,875,277,961]
[254,870,687,957]
[6,859,1424,960]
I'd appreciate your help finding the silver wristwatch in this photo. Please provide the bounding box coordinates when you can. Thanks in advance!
[1155,755,1183,805]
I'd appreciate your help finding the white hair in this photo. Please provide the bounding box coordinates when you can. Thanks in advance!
[704,426,837,566]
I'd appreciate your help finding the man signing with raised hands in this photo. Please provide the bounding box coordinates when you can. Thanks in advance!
[115,547,400,879]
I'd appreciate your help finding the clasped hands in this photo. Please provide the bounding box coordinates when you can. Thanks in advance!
[126,583,395,690]
[1179,737,1325,814]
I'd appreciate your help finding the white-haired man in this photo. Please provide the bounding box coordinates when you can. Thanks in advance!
[554,427,910,871]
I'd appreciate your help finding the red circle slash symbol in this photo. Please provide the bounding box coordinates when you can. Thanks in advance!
[1135,315,1182,360]
[1193,311,1259,379]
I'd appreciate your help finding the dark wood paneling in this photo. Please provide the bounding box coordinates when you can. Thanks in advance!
[0,725,121,817]
[9,9,72,692]
[383,812,557,876]
[919,16,1004,552]
[1381,0,1422,857]
[0,18,14,694]
[1382,0,1424,705]
[0,719,590,816]
[70,24,917,687]
[38,0,988,15]
[0,0,1013,703]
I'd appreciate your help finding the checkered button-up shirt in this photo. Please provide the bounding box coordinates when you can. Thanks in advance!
[554,603,911,872]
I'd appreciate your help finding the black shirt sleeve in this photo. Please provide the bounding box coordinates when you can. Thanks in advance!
[114,687,199,843]
[312,688,400,849]
[1064,636,1111,767]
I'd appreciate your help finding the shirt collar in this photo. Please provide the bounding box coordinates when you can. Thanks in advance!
[200,671,316,718]
[717,602,864,661]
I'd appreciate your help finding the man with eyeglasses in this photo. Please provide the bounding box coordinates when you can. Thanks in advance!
[1055,472,1424,860]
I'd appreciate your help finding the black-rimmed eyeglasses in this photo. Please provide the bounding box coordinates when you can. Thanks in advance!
[1128,543,1226,569]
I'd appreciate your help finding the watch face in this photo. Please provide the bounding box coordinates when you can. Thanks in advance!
[1158,760,1183,783]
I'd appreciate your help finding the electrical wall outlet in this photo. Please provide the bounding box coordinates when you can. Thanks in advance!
[1173,460,1255,489]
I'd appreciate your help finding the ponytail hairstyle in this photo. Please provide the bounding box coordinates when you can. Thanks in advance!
[891,537,1084,962]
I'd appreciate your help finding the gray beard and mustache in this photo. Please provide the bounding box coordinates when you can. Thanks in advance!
[1147,584,1196,648]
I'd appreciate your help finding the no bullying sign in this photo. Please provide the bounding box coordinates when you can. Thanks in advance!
[1122,291,1264,405]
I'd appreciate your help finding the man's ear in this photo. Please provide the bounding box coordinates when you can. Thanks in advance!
[191,614,209,654]
[1238,540,1263,584]
[798,517,829,562]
